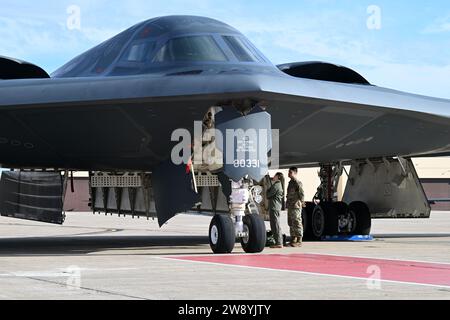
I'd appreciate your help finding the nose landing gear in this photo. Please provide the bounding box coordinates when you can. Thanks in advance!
[208,178,266,254]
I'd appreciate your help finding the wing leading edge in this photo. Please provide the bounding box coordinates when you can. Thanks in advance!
[0,72,449,170]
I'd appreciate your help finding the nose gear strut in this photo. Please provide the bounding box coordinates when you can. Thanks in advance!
[208,177,266,254]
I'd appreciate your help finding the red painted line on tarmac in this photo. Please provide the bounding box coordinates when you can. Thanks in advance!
[169,253,450,287]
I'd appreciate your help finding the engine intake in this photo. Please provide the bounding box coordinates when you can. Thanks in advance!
[278,61,371,85]
[0,56,50,80]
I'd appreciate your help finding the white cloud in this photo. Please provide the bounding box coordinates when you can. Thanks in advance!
[221,11,389,65]
[0,15,122,72]
[223,14,450,99]
[423,15,450,34]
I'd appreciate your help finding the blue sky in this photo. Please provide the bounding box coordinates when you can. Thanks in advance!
[0,0,449,98]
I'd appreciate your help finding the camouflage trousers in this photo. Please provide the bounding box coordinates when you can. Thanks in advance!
[269,209,283,245]
[287,208,303,238]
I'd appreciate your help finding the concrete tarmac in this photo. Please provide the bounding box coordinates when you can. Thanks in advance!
[0,211,449,300]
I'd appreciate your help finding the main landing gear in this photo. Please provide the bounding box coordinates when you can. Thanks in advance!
[209,179,266,254]
[303,163,372,240]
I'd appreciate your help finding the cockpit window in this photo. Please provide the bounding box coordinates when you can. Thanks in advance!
[153,35,228,62]
[91,28,136,74]
[121,41,156,62]
[222,36,265,62]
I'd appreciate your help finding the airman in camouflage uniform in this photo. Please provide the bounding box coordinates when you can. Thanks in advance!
[266,173,285,248]
[286,167,304,247]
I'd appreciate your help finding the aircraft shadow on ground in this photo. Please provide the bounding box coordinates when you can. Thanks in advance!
[0,233,448,256]
[372,233,450,239]
[0,235,212,256]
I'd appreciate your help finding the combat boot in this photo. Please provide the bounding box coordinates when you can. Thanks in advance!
[270,244,283,249]
[291,237,303,247]
[289,237,298,247]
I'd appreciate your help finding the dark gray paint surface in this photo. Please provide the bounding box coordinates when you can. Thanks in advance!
[215,108,272,182]
[0,15,449,172]
[152,159,200,226]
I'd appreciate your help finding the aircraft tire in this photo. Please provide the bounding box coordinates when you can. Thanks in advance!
[302,202,315,240]
[322,203,340,236]
[209,214,235,254]
[311,205,326,239]
[333,202,357,235]
[349,201,371,235]
[241,214,266,253]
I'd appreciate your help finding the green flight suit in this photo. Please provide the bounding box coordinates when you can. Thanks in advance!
[266,180,284,246]
[286,178,304,238]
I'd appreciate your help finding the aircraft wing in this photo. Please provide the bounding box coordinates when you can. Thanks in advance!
[0,72,449,170]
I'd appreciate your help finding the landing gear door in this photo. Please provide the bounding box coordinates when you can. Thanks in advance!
[152,160,200,226]
[0,171,65,224]
[215,108,272,182]
[343,158,431,218]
